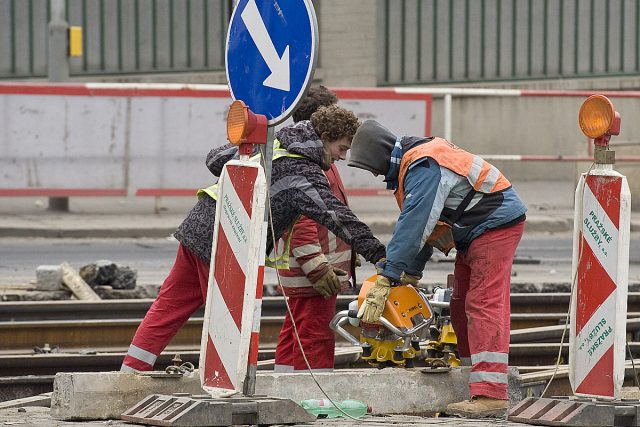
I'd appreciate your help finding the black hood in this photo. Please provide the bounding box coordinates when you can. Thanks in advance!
[348,120,397,176]
[275,120,329,169]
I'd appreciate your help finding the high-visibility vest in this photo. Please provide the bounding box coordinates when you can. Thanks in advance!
[197,140,304,269]
[395,138,511,210]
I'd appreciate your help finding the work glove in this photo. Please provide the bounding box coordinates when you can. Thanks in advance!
[400,272,421,286]
[312,267,347,298]
[357,275,392,323]
[374,258,387,274]
[354,255,362,268]
[426,221,456,256]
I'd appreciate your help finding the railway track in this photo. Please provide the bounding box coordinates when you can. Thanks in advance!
[3,293,640,321]
[3,340,640,376]
[3,312,640,354]
[3,292,640,401]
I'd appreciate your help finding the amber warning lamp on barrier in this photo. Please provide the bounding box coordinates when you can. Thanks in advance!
[578,94,620,164]
[226,100,268,155]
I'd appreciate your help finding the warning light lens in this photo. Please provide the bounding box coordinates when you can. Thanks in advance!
[227,100,249,145]
[579,95,615,139]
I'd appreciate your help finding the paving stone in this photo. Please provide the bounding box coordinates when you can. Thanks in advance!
[35,265,64,291]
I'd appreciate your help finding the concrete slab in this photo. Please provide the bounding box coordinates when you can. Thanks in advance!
[50,367,522,421]
[51,372,205,421]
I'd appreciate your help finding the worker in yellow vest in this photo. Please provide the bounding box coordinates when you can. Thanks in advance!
[348,120,527,418]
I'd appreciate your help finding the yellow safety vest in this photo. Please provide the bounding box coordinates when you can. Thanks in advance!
[197,140,304,269]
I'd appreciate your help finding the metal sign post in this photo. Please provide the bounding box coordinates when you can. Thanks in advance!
[121,2,320,424]
[224,0,318,396]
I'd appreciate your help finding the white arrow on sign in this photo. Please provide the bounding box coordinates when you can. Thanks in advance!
[241,0,290,92]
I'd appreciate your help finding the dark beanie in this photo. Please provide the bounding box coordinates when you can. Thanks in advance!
[348,120,397,176]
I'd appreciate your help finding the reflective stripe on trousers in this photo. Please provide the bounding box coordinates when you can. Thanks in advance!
[121,243,210,372]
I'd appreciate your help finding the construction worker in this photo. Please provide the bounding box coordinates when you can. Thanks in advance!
[120,106,386,373]
[274,86,358,373]
[348,120,526,418]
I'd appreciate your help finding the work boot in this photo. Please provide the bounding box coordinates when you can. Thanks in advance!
[446,396,508,418]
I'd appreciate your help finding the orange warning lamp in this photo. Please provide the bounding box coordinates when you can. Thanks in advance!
[226,100,268,155]
[578,95,620,147]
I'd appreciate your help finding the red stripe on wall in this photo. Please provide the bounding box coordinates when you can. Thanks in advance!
[333,87,431,101]
[203,336,235,390]
[213,227,246,330]
[226,165,258,217]
[575,345,614,397]
[135,188,196,197]
[0,188,127,197]
[575,236,617,335]
[0,83,230,98]
[333,88,432,135]
[586,175,622,230]
[135,188,393,197]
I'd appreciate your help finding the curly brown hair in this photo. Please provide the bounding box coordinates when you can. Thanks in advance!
[310,105,360,142]
[292,85,338,122]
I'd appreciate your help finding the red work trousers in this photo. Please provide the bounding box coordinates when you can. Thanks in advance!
[121,244,209,372]
[274,294,337,372]
[450,221,525,400]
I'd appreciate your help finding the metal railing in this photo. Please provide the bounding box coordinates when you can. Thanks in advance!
[379,0,640,86]
[0,0,231,79]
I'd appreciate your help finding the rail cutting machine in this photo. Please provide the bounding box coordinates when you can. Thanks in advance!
[330,274,460,368]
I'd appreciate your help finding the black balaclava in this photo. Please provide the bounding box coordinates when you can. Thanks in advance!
[348,120,397,176]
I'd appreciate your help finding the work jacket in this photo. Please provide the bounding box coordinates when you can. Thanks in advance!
[381,137,527,281]
[278,164,354,297]
[174,120,385,266]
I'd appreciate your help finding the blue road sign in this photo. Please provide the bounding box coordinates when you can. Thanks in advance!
[226,0,318,125]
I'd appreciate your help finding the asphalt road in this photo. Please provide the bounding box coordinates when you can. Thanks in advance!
[2,233,639,287]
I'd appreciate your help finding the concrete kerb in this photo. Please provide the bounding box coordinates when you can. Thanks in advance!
[1,207,639,238]
[50,368,522,421]
[3,216,638,239]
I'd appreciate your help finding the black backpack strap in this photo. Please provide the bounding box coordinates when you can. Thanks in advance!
[448,189,477,225]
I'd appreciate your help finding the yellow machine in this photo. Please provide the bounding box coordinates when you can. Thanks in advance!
[330,275,459,368]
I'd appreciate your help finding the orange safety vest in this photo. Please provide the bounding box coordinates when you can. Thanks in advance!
[394,138,511,210]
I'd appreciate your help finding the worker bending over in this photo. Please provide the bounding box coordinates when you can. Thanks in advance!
[348,120,526,418]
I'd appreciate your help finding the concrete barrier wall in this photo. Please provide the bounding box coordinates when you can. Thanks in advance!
[2,82,638,203]
[0,84,430,194]
[428,94,640,207]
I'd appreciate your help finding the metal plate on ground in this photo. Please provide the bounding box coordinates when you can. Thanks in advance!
[508,397,640,426]
[121,393,314,426]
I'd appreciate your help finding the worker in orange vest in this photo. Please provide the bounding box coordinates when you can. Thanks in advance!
[348,120,527,418]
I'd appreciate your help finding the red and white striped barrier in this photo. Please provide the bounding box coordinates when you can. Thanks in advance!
[199,159,266,395]
[569,166,631,399]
